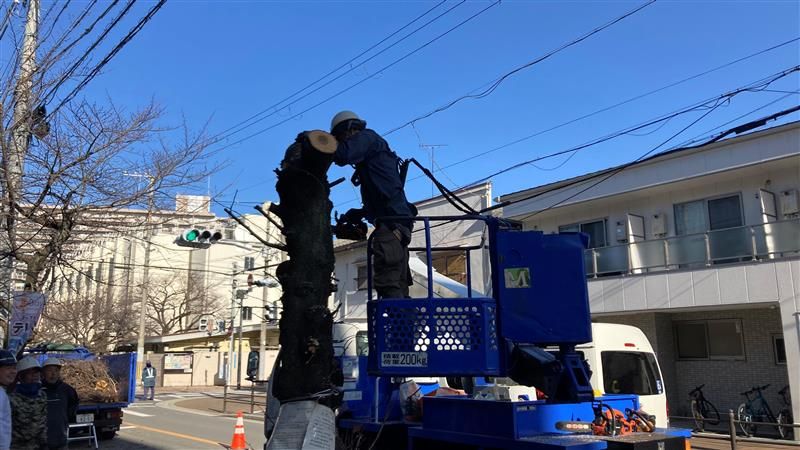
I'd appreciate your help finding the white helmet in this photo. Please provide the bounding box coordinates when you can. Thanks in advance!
[43,357,63,368]
[17,356,41,373]
[330,111,362,133]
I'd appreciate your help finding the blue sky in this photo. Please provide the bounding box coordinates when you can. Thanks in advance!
[76,0,799,216]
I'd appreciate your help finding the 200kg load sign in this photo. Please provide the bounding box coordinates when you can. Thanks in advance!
[381,352,428,367]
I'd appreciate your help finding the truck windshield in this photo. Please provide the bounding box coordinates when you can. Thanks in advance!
[355,331,369,356]
[601,351,662,396]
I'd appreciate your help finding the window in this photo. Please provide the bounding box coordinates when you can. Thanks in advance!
[773,335,786,365]
[559,219,607,248]
[674,319,745,360]
[674,194,743,235]
[355,331,369,356]
[432,252,467,284]
[224,229,235,240]
[355,265,368,290]
[601,351,663,395]
[244,256,256,271]
[241,307,252,321]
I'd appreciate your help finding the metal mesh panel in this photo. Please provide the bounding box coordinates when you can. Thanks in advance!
[368,298,500,375]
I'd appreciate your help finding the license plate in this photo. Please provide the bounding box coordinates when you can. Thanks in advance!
[76,414,94,424]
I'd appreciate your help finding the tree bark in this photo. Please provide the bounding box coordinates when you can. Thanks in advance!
[272,131,337,403]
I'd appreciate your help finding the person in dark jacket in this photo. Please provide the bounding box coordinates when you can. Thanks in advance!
[331,111,415,298]
[42,358,78,450]
[9,356,47,450]
[142,361,156,400]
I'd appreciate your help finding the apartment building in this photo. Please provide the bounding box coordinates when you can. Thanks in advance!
[498,122,800,422]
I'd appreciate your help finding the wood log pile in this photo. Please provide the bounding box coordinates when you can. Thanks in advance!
[61,359,118,403]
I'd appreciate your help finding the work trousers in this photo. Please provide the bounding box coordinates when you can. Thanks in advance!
[373,224,412,299]
[143,386,154,400]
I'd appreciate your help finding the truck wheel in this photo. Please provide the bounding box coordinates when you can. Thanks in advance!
[98,430,117,440]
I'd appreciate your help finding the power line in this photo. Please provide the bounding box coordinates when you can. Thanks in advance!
[0,0,19,41]
[460,66,800,190]
[332,36,800,210]
[514,103,800,223]
[209,0,454,144]
[39,0,130,107]
[386,68,799,238]
[515,101,725,222]
[674,91,798,148]
[46,0,168,118]
[382,0,656,136]
[208,0,502,154]
[492,97,799,221]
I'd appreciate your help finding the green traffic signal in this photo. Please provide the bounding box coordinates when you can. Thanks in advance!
[185,229,200,241]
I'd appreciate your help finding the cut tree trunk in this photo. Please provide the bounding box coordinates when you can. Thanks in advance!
[271,131,337,403]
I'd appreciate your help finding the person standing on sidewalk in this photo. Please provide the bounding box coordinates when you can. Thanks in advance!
[142,361,156,400]
[42,358,78,450]
[0,350,17,450]
[10,356,48,450]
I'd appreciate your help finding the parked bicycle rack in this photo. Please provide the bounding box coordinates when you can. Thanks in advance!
[670,410,799,450]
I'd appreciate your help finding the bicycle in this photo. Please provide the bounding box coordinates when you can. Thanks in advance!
[737,384,782,437]
[689,384,720,431]
[777,385,794,440]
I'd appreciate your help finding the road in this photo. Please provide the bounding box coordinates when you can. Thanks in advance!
[73,395,797,450]
[81,397,266,450]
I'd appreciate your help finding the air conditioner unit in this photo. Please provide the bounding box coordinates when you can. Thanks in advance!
[651,213,667,237]
[781,190,799,216]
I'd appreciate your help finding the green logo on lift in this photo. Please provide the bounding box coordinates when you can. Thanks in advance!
[504,267,531,289]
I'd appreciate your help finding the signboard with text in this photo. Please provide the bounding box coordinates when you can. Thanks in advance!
[163,353,193,372]
[7,291,46,354]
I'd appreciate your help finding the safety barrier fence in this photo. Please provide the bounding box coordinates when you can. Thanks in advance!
[222,383,267,414]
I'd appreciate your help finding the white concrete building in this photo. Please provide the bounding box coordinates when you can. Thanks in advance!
[52,194,284,353]
[498,122,800,423]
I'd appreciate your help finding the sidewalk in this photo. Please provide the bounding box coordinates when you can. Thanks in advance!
[174,396,264,415]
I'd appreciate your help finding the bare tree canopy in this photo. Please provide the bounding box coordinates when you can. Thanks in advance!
[0,2,213,290]
[145,272,223,336]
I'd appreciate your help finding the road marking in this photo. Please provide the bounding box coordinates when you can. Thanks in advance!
[125,423,222,446]
[124,409,153,417]
[119,426,137,430]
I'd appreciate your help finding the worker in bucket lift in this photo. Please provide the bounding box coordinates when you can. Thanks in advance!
[331,110,417,299]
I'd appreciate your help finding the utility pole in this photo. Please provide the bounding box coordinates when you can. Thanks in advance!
[237,292,244,389]
[259,246,269,380]
[227,263,238,387]
[125,173,154,379]
[3,0,39,344]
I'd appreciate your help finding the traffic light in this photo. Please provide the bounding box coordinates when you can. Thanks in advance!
[246,350,259,381]
[176,228,223,248]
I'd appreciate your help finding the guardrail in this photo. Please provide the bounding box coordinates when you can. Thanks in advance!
[222,383,266,414]
[670,410,799,449]
[586,218,800,277]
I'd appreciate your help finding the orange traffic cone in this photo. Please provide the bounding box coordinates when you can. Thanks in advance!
[230,411,247,450]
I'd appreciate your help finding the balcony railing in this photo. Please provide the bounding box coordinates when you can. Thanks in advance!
[585,218,800,278]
